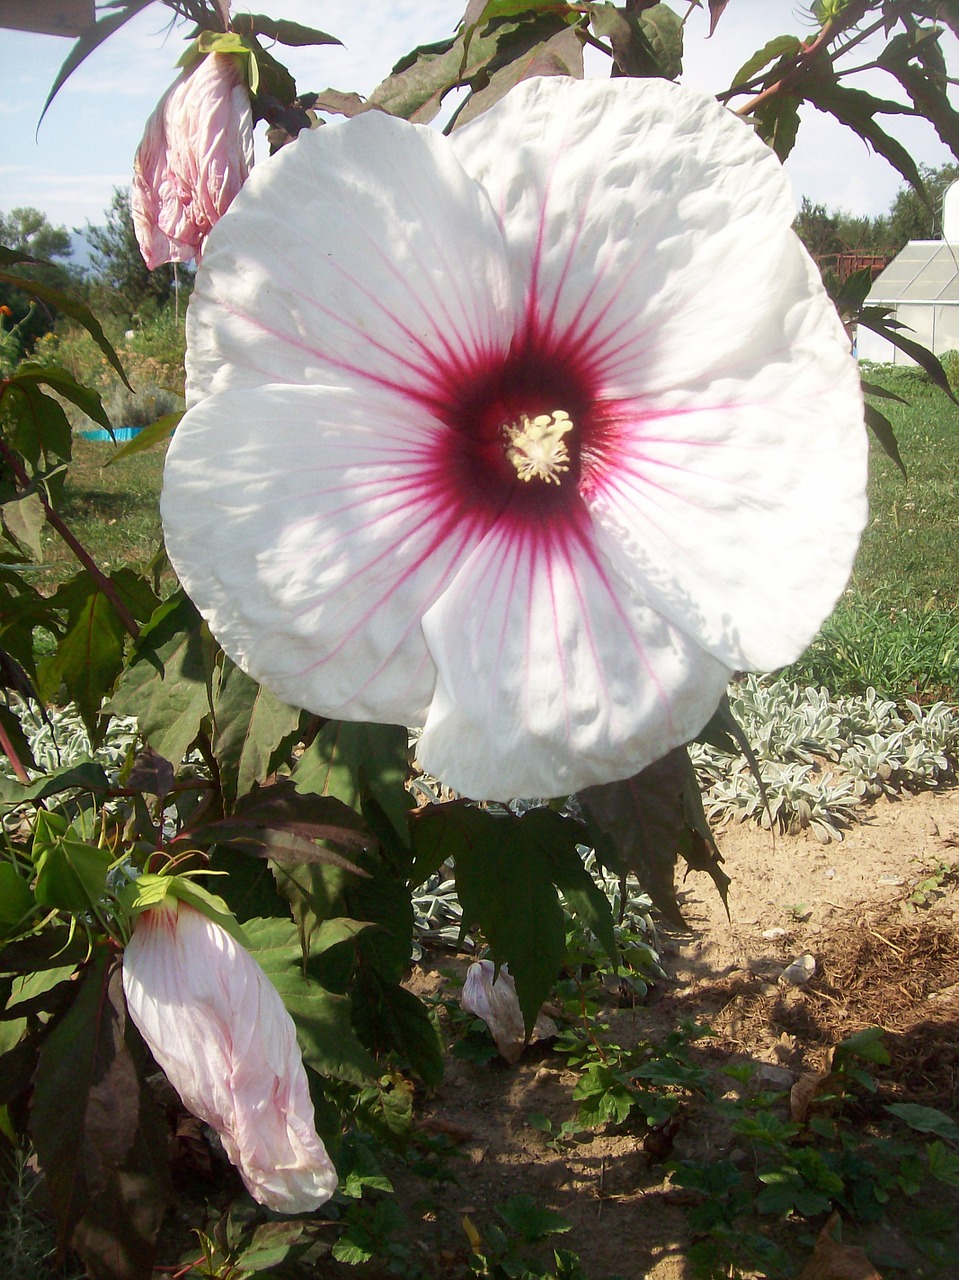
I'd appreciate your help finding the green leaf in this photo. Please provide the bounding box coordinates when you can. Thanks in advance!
[0,760,111,809]
[293,720,410,846]
[588,3,658,78]
[106,410,182,464]
[857,306,957,401]
[13,363,111,433]
[244,916,377,1085]
[731,34,801,88]
[107,593,212,767]
[498,1194,572,1242]
[351,970,444,1086]
[0,865,35,935]
[926,1140,959,1186]
[444,806,566,1033]
[523,807,616,968]
[0,255,130,388]
[1,490,45,562]
[211,657,302,807]
[753,91,801,162]
[886,1103,959,1144]
[37,0,154,130]
[6,382,72,466]
[30,953,171,1277]
[31,810,111,914]
[231,13,342,47]
[39,572,127,737]
[636,3,683,80]
[581,749,728,928]
[801,78,925,195]
[196,778,373,856]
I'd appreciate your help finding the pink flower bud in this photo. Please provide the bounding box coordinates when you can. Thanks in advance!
[122,899,337,1213]
[461,960,558,1064]
[132,52,254,270]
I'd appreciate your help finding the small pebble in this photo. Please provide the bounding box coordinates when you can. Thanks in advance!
[761,927,786,940]
[779,954,816,986]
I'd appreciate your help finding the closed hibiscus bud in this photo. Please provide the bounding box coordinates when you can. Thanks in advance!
[461,960,558,1064]
[121,896,337,1214]
[132,51,254,270]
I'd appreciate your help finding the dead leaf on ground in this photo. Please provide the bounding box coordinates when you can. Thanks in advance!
[799,1213,882,1280]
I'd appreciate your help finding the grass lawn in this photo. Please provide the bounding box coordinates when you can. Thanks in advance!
[34,434,169,591]
[784,366,959,701]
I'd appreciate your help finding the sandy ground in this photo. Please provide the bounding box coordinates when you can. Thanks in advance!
[397,786,959,1280]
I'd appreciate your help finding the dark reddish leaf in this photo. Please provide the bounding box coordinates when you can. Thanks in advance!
[580,748,727,927]
[30,953,171,1280]
[707,0,729,37]
[181,778,374,870]
[311,88,368,117]
[231,13,341,47]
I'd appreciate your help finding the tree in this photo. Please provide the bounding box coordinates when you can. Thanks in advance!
[0,206,77,358]
[82,187,188,318]
[887,162,959,249]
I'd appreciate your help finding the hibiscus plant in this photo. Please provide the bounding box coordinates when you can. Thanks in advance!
[2,2,959,1277]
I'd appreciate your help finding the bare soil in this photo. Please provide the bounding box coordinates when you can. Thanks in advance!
[394,787,959,1280]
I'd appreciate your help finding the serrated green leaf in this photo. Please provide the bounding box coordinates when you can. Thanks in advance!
[39,575,127,737]
[451,24,583,127]
[439,806,566,1033]
[521,807,616,968]
[637,2,683,79]
[211,657,302,808]
[802,78,924,194]
[858,307,957,401]
[886,1103,959,1143]
[107,593,211,767]
[351,970,444,1086]
[293,720,409,845]
[7,383,72,466]
[13,363,111,433]
[754,91,801,161]
[498,1193,571,1242]
[243,916,377,1085]
[731,34,801,88]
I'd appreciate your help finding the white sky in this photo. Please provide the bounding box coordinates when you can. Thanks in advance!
[1,0,957,234]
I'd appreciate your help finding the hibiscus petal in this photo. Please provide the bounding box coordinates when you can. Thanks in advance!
[185,110,513,407]
[161,383,486,724]
[418,515,731,800]
[449,76,866,671]
[122,901,337,1214]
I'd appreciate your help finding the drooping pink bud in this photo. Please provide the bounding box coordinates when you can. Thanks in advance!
[122,899,337,1213]
[461,960,558,1064]
[131,52,254,270]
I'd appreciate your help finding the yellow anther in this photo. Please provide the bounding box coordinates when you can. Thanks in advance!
[502,409,573,485]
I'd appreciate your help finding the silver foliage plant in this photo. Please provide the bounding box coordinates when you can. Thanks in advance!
[691,676,959,842]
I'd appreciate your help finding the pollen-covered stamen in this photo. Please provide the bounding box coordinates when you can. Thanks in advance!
[502,409,574,485]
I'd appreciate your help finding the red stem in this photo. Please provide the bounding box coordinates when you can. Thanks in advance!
[0,717,30,783]
[0,430,140,639]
